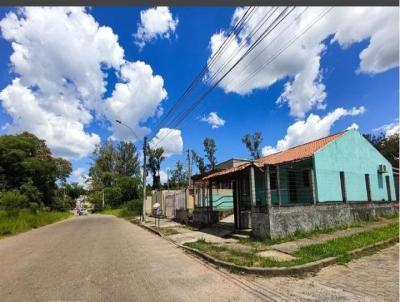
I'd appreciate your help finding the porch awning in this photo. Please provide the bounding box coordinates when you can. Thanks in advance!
[201,162,254,181]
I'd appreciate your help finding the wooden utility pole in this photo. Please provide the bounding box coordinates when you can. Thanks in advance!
[185,149,191,209]
[187,149,191,187]
[142,136,147,221]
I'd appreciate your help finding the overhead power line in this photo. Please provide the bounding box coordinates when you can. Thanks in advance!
[152,7,295,148]
[151,6,256,135]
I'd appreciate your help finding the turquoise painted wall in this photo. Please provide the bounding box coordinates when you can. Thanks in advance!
[203,194,233,209]
[255,160,313,205]
[314,130,396,202]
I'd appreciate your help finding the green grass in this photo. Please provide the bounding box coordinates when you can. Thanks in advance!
[99,200,142,220]
[0,210,71,239]
[239,216,398,250]
[185,222,399,268]
[159,227,181,236]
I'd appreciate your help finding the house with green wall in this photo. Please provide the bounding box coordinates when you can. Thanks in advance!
[192,129,398,238]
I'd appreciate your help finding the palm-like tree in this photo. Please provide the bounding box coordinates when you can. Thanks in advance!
[147,146,165,189]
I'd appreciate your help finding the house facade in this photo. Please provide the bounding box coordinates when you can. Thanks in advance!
[192,129,398,238]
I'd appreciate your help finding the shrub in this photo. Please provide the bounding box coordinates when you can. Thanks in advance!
[104,186,123,208]
[20,179,42,204]
[119,200,142,218]
[52,194,72,212]
[0,191,29,212]
[114,176,141,202]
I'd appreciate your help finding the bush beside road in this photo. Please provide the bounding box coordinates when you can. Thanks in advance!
[0,210,71,239]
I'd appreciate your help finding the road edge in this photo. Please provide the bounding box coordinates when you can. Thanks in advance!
[134,220,399,276]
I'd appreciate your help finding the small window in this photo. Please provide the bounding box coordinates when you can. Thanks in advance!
[270,171,277,190]
[303,170,310,187]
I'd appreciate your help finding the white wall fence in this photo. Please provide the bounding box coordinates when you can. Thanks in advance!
[151,190,187,218]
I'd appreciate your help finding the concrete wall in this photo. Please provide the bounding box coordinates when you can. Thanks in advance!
[314,130,396,202]
[251,202,398,238]
[192,208,220,225]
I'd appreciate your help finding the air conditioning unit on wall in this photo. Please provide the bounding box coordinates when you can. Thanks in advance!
[378,164,387,173]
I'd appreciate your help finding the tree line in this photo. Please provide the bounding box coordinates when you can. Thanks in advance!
[0,132,76,213]
[2,129,396,213]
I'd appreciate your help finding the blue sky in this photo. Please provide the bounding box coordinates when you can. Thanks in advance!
[0,7,398,185]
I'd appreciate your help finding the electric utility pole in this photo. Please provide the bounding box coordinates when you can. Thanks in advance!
[187,149,191,187]
[185,149,191,209]
[142,136,147,222]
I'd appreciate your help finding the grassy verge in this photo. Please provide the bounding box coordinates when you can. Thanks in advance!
[239,216,398,250]
[99,200,142,220]
[0,210,71,239]
[159,227,181,236]
[185,222,399,268]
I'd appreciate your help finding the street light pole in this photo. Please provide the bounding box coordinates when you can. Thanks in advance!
[142,136,147,222]
[115,119,147,221]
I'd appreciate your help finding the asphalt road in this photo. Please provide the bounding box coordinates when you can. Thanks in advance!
[0,215,398,302]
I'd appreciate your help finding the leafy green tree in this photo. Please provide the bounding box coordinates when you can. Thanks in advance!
[115,141,140,177]
[0,132,72,209]
[203,137,217,171]
[64,183,86,200]
[147,146,165,189]
[20,179,42,205]
[114,176,141,202]
[191,150,206,174]
[364,133,399,167]
[242,132,263,159]
[169,160,187,189]
[88,140,115,190]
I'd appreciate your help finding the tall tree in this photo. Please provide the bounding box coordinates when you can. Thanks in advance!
[88,140,115,190]
[203,137,217,170]
[115,141,140,177]
[191,150,206,174]
[242,132,263,159]
[364,132,399,167]
[147,146,165,190]
[169,160,187,189]
[0,132,72,208]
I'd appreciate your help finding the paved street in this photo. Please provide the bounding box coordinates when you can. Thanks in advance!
[0,215,398,302]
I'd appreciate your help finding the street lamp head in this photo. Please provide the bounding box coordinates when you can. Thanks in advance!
[115,120,122,124]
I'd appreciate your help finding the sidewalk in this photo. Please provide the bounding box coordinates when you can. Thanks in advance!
[269,218,396,254]
[142,215,238,245]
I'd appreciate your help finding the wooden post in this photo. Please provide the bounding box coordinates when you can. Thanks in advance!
[249,166,256,207]
[276,165,281,207]
[264,164,272,209]
[208,180,213,210]
[309,168,316,205]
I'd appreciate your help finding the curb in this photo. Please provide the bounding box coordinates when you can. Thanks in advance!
[136,221,398,276]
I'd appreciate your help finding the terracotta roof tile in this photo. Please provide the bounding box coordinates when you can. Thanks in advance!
[196,131,348,181]
[256,131,347,166]
[202,163,251,180]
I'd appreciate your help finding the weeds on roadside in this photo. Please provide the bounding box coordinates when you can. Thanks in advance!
[185,223,399,268]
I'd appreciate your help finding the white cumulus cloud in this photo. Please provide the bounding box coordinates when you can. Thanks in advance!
[0,7,169,160]
[207,7,398,118]
[0,78,101,159]
[373,119,400,137]
[347,122,359,130]
[104,61,168,141]
[149,128,183,157]
[70,167,89,188]
[262,106,366,155]
[134,7,178,50]
[201,112,226,128]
